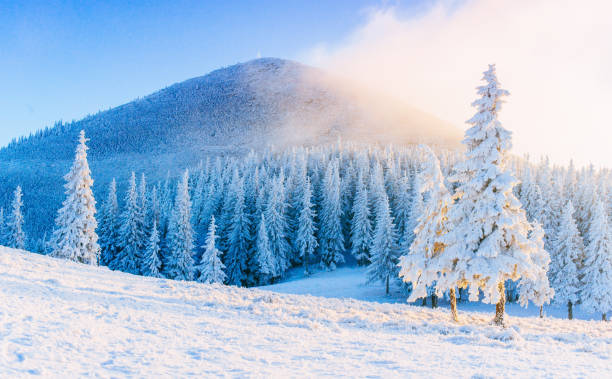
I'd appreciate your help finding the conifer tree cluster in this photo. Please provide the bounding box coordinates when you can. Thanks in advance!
[95,144,439,286]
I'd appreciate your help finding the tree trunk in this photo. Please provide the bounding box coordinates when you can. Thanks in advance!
[603,313,607,321]
[493,282,506,326]
[385,275,390,295]
[422,297,427,306]
[303,252,309,276]
[568,301,573,320]
[539,305,543,318]
[449,288,458,322]
[431,294,438,308]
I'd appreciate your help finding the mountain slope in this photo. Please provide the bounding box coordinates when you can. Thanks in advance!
[1,247,610,377]
[0,58,460,244]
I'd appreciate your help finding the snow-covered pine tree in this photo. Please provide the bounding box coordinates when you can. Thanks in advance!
[217,167,241,253]
[549,200,583,319]
[440,65,549,326]
[574,169,596,240]
[296,176,318,275]
[367,189,399,295]
[580,200,612,321]
[113,172,143,274]
[517,222,554,318]
[255,214,275,284]
[398,146,453,318]
[137,173,149,247]
[142,220,162,277]
[393,175,413,260]
[190,163,208,227]
[99,179,120,266]
[224,176,251,286]
[403,170,424,253]
[319,159,345,270]
[148,185,160,229]
[49,130,99,264]
[264,174,290,277]
[195,216,226,284]
[165,170,195,281]
[6,186,26,250]
[350,170,372,265]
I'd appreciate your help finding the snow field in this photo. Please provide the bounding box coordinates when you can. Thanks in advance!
[1,247,611,378]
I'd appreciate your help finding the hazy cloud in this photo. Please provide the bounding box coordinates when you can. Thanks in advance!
[305,0,612,167]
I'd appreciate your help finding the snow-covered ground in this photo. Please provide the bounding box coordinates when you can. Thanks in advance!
[1,247,611,377]
[265,266,607,321]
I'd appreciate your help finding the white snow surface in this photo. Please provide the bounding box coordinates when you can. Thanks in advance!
[1,247,611,378]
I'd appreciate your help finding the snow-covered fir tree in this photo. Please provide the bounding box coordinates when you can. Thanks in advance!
[393,174,413,260]
[224,176,251,286]
[165,170,195,281]
[517,222,554,318]
[440,65,549,325]
[264,174,290,277]
[6,186,26,250]
[398,146,453,317]
[255,214,275,284]
[113,172,143,274]
[319,159,345,270]
[350,170,372,265]
[296,176,317,275]
[367,189,399,295]
[142,220,162,277]
[50,131,99,264]
[99,179,120,266]
[195,216,226,284]
[549,200,583,319]
[580,200,612,320]
[137,173,149,248]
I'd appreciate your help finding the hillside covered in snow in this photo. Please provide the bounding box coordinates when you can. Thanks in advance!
[1,247,610,377]
[0,58,459,242]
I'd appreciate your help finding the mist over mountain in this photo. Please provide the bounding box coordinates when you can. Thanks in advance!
[0,57,460,245]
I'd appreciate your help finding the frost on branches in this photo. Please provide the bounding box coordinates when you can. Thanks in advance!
[50,131,99,265]
[549,200,583,319]
[166,170,195,281]
[195,216,226,284]
[439,65,550,325]
[580,200,612,320]
[517,222,554,314]
[7,186,26,250]
[398,145,451,302]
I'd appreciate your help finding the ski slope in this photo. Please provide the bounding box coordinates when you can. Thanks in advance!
[1,247,611,377]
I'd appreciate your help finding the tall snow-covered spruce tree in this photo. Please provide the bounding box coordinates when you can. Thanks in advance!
[319,159,345,270]
[549,200,583,319]
[195,216,226,284]
[367,188,399,295]
[580,200,612,321]
[165,170,195,281]
[439,65,551,325]
[398,146,454,319]
[255,214,275,284]
[224,176,251,286]
[7,186,26,250]
[350,170,372,265]
[113,172,143,273]
[98,179,120,266]
[50,131,99,264]
[296,176,317,275]
[142,220,162,277]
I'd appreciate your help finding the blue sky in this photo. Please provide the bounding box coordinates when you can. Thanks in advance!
[0,0,424,146]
